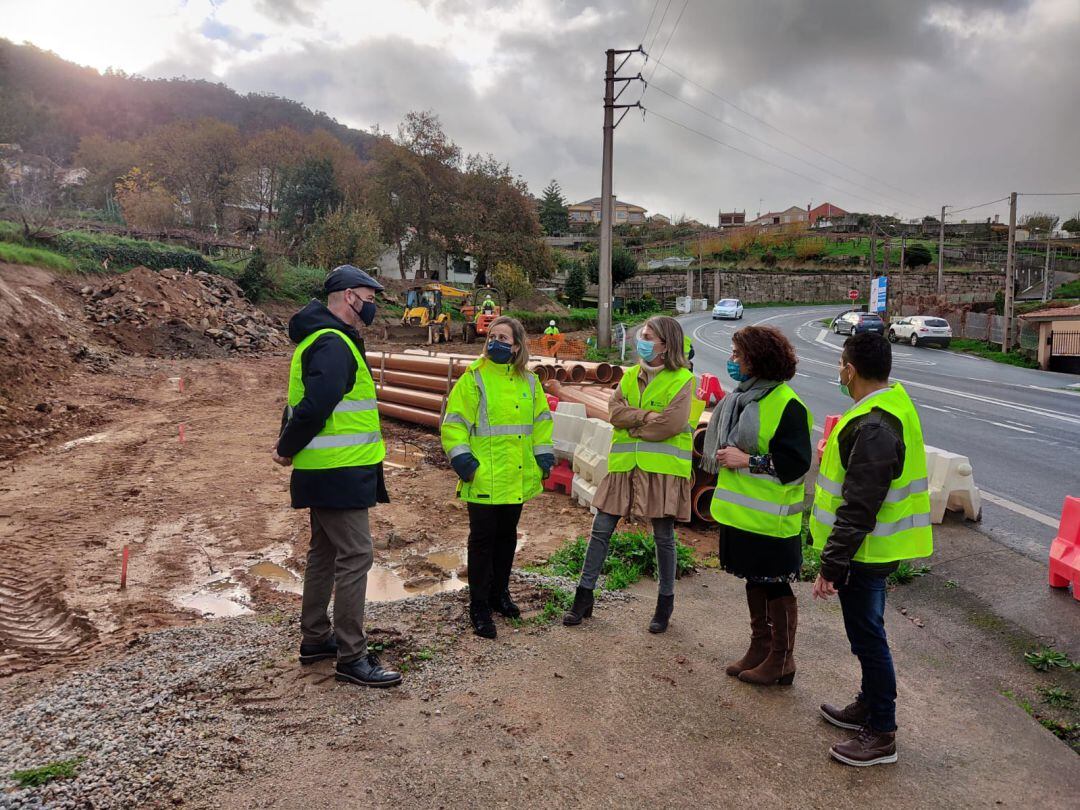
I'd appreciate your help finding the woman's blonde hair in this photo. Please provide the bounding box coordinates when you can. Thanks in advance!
[643,315,689,371]
[483,315,531,376]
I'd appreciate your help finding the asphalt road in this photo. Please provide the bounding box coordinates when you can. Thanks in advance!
[682,305,1080,558]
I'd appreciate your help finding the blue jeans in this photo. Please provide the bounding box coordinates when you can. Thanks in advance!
[838,566,897,733]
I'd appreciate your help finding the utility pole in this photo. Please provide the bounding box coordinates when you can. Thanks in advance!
[938,205,946,293]
[869,228,877,302]
[598,47,644,348]
[1042,231,1053,303]
[898,234,907,316]
[1003,191,1018,352]
[713,266,720,305]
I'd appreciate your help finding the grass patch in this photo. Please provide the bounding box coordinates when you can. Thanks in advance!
[9,757,85,788]
[799,544,822,582]
[888,562,931,586]
[1040,686,1075,709]
[948,338,1039,369]
[0,241,75,271]
[540,530,695,591]
[537,586,574,623]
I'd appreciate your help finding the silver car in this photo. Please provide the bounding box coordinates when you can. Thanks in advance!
[712,298,744,320]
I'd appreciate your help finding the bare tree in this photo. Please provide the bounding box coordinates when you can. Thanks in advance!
[6,159,61,239]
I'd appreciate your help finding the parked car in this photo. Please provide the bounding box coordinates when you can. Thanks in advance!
[832,310,885,336]
[712,298,744,320]
[888,315,952,347]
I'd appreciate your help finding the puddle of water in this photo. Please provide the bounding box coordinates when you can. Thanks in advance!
[248,561,303,594]
[367,563,467,603]
[175,575,253,618]
[425,550,464,572]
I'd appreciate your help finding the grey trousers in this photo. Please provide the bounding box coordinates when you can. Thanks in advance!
[302,508,373,663]
[578,511,677,596]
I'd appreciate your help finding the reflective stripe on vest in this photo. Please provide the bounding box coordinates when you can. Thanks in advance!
[709,383,812,537]
[287,328,386,470]
[607,365,695,478]
[472,366,535,437]
[809,383,933,563]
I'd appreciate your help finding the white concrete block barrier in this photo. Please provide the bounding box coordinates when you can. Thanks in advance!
[552,402,588,461]
[572,418,613,486]
[924,444,982,523]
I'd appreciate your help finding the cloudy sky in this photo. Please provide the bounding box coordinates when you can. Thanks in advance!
[4,0,1080,225]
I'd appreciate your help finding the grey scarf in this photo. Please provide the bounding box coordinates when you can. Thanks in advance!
[699,377,781,474]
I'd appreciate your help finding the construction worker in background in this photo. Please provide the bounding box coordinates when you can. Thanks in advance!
[273,265,402,689]
[811,332,932,767]
[545,320,560,336]
[481,294,496,315]
[441,316,554,640]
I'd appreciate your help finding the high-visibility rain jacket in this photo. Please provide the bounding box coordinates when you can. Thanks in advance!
[440,358,553,504]
[544,326,560,335]
[287,328,385,470]
[710,383,813,537]
[811,384,933,563]
[608,365,696,479]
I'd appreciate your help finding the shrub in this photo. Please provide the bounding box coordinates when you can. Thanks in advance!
[586,245,638,286]
[300,207,382,271]
[904,244,933,268]
[238,248,271,302]
[564,262,587,307]
[490,261,531,306]
[48,230,215,273]
[761,250,778,267]
[542,530,695,590]
[794,237,827,260]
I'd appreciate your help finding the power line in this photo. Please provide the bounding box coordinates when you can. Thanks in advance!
[647,82,917,215]
[646,0,689,85]
[1019,192,1080,197]
[646,0,673,57]
[944,196,1010,216]
[643,106,910,214]
[652,58,925,207]
[639,0,662,47]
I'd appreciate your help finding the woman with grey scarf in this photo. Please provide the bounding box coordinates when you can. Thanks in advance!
[702,325,812,686]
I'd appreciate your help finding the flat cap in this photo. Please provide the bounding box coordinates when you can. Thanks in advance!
[324,265,384,294]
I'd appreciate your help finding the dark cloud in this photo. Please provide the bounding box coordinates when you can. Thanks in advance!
[141,0,1080,223]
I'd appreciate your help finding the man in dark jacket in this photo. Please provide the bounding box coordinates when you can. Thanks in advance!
[813,332,914,766]
[273,265,401,688]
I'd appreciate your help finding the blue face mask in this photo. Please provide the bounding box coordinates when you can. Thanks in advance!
[727,359,748,382]
[637,338,656,361]
[486,339,514,364]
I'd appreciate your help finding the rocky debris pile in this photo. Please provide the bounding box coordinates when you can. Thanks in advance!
[80,266,287,355]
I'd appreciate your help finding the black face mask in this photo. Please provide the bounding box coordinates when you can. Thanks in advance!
[349,297,377,326]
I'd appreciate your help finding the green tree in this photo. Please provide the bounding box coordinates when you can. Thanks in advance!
[586,245,638,286]
[277,157,341,246]
[538,179,568,235]
[1061,215,1080,236]
[491,261,531,306]
[564,262,587,307]
[904,244,933,268]
[301,207,383,270]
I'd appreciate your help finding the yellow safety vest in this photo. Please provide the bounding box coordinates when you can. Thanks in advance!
[287,328,385,470]
[607,365,695,478]
[440,358,553,504]
[810,383,933,563]
[710,383,813,537]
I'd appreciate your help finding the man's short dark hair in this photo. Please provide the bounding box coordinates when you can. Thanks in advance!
[842,332,891,381]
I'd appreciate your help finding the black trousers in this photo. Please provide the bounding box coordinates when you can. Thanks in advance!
[467,502,523,611]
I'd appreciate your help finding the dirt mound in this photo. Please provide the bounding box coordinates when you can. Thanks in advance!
[81,267,288,358]
[513,289,570,315]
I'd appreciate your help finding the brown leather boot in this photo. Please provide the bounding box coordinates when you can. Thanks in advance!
[725,585,770,676]
[829,727,898,767]
[738,595,797,686]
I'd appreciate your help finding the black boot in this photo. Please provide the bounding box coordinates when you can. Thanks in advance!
[648,593,674,634]
[562,586,594,626]
[470,606,497,639]
[489,590,521,619]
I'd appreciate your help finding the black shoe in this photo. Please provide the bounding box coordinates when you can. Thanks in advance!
[648,593,674,634]
[335,654,402,688]
[470,607,497,639]
[489,590,521,619]
[562,586,594,626]
[299,632,338,665]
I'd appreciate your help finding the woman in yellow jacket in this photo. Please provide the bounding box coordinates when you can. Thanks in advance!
[441,316,554,639]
